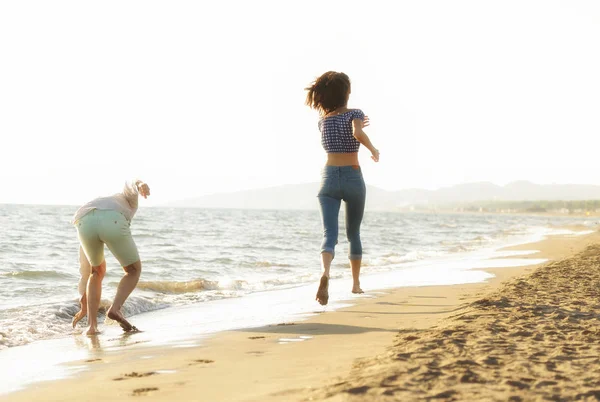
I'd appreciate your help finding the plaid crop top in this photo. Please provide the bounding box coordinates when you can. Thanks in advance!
[318,109,365,153]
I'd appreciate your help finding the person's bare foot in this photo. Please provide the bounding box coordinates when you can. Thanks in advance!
[107,307,138,332]
[352,283,364,294]
[85,326,100,336]
[316,275,329,305]
[72,294,88,328]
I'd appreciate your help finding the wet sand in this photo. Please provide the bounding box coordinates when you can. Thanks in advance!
[2,231,599,402]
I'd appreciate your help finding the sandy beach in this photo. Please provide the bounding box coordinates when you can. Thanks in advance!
[2,230,599,402]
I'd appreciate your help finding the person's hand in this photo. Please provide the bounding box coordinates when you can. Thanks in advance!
[137,182,151,199]
[371,148,380,162]
[363,115,370,128]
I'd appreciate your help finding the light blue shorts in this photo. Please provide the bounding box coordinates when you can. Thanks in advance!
[75,209,140,267]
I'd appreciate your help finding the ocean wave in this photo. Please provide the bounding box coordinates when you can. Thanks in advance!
[470,235,493,242]
[502,228,524,236]
[147,242,179,248]
[220,279,248,290]
[367,250,445,267]
[137,278,258,294]
[260,278,308,288]
[208,257,235,264]
[439,223,457,229]
[0,296,169,350]
[448,244,469,252]
[0,270,75,280]
[254,261,293,268]
[137,279,219,293]
[120,296,169,316]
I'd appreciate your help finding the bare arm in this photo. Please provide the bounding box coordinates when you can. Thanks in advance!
[122,179,151,210]
[352,119,380,162]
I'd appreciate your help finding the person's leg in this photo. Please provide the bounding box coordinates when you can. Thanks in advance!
[101,210,142,331]
[318,195,341,279]
[349,259,363,294]
[75,211,106,333]
[316,167,342,305]
[316,195,341,305]
[107,260,141,331]
[85,260,106,335]
[72,246,91,328]
[320,252,334,278]
[343,168,366,293]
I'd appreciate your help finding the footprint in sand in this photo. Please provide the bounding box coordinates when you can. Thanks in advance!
[431,390,458,399]
[189,359,214,365]
[395,353,412,361]
[113,372,156,381]
[132,387,159,396]
[345,385,370,395]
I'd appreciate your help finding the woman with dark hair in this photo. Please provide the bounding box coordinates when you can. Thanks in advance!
[305,71,380,305]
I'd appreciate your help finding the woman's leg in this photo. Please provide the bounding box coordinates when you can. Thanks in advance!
[344,170,366,293]
[316,166,342,305]
[349,259,364,294]
[101,210,142,331]
[85,260,106,335]
[76,212,106,334]
[320,252,334,278]
[72,247,91,328]
[316,195,341,305]
[316,195,342,305]
[318,195,341,278]
[107,260,142,331]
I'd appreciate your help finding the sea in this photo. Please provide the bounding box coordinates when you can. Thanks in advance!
[1,204,596,356]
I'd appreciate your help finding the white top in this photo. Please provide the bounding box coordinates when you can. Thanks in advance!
[72,180,140,224]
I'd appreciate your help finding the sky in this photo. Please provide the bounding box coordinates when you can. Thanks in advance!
[0,0,599,205]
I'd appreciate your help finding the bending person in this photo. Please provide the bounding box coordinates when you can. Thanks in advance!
[71,179,150,335]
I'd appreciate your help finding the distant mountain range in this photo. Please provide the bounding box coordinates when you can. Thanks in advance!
[165,181,600,210]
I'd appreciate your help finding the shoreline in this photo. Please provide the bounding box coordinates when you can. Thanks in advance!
[385,208,600,219]
[0,224,564,355]
[3,229,598,401]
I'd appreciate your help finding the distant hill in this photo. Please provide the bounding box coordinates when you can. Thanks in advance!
[166,181,600,210]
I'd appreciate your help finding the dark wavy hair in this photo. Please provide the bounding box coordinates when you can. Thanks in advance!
[305,71,351,115]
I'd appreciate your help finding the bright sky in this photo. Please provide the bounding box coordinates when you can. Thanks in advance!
[1,1,599,205]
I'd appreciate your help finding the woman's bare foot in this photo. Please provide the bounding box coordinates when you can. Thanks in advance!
[107,307,138,332]
[85,326,100,336]
[316,275,329,305]
[72,294,88,328]
[352,283,364,294]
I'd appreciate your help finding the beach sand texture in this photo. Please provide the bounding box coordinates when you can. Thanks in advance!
[313,244,600,401]
[3,231,599,402]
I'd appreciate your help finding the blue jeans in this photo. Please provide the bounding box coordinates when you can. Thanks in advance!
[317,165,366,260]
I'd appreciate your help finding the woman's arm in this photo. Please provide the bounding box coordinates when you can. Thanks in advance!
[123,179,151,209]
[352,119,380,162]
